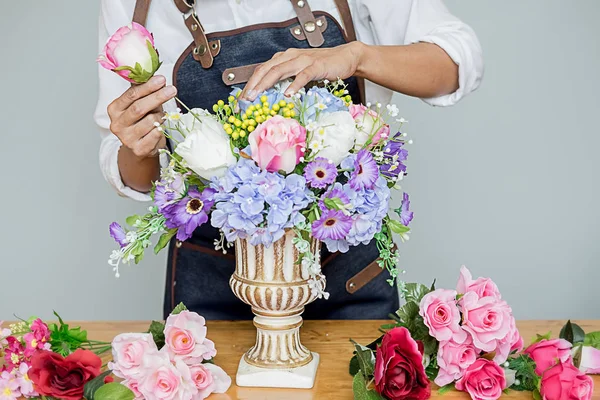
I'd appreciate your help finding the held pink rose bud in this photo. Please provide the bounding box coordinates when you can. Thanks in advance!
[248,115,307,174]
[455,358,507,400]
[97,22,162,84]
[524,339,572,375]
[419,289,468,343]
[540,361,593,400]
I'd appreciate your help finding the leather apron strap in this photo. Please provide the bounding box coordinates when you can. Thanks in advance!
[132,0,151,26]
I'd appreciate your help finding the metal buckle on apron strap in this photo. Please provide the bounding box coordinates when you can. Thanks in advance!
[176,0,221,68]
[289,0,325,47]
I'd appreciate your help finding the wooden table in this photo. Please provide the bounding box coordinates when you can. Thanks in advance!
[79,320,599,399]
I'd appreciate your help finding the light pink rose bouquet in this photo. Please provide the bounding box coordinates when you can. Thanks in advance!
[97,22,162,84]
[107,304,231,400]
[419,289,467,343]
[248,115,307,174]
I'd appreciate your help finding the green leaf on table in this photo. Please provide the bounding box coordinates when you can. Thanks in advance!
[352,373,384,400]
[403,283,431,304]
[560,320,585,344]
[351,340,376,379]
[155,229,177,255]
[171,302,188,315]
[438,383,454,395]
[147,321,166,349]
[583,331,600,349]
[49,313,88,356]
[507,354,540,392]
[94,382,135,400]
[84,370,112,400]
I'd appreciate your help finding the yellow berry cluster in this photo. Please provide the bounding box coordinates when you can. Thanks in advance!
[333,90,353,106]
[216,95,297,142]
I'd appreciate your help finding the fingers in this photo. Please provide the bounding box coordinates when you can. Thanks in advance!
[249,56,314,99]
[109,75,166,113]
[241,50,297,100]
[118,112,164,157]
[133,111,164,139]
[120,85,177,127]
[136,129,167,158]
[284,62,324,97]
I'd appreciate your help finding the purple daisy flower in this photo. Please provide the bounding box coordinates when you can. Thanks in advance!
[304,158,337,189]
[398,192,413,226]
[109,222,128,248]
[349,150,379,190]
[311,209,353,241]
[154,173,186,212]
[165,187,216,241]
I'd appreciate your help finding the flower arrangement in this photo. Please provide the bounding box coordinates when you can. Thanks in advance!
[0,313,111,399]
[101,24,414,298]
[0,304,230,400]
[349,267,599,400]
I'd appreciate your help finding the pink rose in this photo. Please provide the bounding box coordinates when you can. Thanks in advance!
[524,339,573,375]
[540,361,593,400]
[435,336,479,387]
[419,289,467,343]
[579,346,600,374]
[189,363,232,399]
[455,358,507,400]
[108,333,158,379]
[493,316,523,364]
[122,379,143,400]
[138,354,198,400]
[460,292,513,356]
[457,266,501,299]
[97,22,161,84]
[164,310,217,364]
[349,104,389,148]
[248,115,306,173]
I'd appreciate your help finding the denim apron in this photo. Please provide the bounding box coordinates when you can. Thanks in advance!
[132,0,398,320]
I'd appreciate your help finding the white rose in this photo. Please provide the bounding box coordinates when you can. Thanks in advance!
[309,111,358,165]
[174,109,236,180]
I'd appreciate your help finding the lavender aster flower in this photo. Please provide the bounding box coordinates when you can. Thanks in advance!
[397,192,413,226]
[109,222,128,248]
[318,182,350,212]
[349,150,379,190]
[312,209,353,240]
[304,158,337,189]
[154,173,186,212]
[380,133,408,180]
[165,187,215,241]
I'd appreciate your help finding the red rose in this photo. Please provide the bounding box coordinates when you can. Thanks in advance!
[374,327,431,400]
[29,349,102,400]
[455,358,506,400]
[540,361,593,400]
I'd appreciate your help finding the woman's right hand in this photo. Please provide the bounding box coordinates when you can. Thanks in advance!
[107,75,178,158]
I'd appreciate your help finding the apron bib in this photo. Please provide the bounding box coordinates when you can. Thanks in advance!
[132,0,398,320]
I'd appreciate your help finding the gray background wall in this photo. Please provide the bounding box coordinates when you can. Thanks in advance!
[0,1,598,321]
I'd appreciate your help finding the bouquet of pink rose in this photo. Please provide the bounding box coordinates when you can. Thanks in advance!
[349,267,599,400]
[100,23,413,299]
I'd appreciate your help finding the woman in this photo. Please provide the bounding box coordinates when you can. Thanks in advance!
[96,0,483,320]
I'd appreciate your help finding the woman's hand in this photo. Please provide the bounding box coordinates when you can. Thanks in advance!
[107,75,177,158]
[240,42,364,101]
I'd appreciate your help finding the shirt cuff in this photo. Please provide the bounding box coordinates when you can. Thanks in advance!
[416,27,484,107]
[100,137,168,202]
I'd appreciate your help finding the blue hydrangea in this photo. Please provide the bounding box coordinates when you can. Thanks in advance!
[302,87,347,123]
[210,158,313,247]
[229,87,286,113]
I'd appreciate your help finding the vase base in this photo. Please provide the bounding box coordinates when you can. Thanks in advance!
[235,352,320,389]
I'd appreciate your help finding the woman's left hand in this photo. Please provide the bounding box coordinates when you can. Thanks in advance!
[240,42,364,101]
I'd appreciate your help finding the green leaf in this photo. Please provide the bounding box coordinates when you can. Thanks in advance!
[533,331,552,343]
[351,341,376,379]
[438,383,454,395]
[324,197,345,211]
[403,283,431,304]
[94,382,135,400]
[112,66,134,73]
[125,215,142,227]
[349,354,360,376]
[560,320,585,344]
[533,389,543,400]
[83,370,112,400]
[387,219,410,235]
[171,302,188,315]
[430,279,436,291]
[154,229,177,255]
[507,354,540,392]
[147,321,165,349]
[583,331,600,349]
[352,373,384,400]
[147,40,160,72]
[425,356,439,381]
[572,344,583,368]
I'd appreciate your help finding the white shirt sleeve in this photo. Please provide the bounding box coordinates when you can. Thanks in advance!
[354,0,484,107]
[94,0,155,202]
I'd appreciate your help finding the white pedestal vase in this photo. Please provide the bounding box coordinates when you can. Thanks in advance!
[229,230,323,389]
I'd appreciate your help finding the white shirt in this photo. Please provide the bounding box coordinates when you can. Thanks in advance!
[95,0,483,201]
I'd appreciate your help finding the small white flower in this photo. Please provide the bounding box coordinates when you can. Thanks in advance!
[366,102,372,107]
[397,117,408,124]
[386,104,399,117]
[402,132,408,137]
[408,139,414,145]
[299,157,305,162]
[163,111,183,122]
[376,103,382,108]
[309,140,323,152]
[125,231,138,244]
[323,79,330,84]
[316,102,327,111]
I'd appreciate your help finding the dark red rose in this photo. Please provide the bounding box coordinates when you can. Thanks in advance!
[374,327,431,400]
[29,349,102,400]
